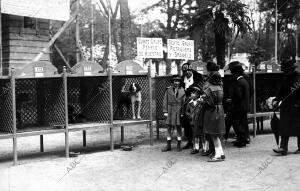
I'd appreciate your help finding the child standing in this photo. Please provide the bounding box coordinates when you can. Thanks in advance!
[185,85,205,154]
[162,75,185,152]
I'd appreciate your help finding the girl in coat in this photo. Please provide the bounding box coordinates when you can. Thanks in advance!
[202,62,226,162]
[185,85,205,154]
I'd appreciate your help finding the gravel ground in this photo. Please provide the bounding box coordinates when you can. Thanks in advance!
[0,123,299,191]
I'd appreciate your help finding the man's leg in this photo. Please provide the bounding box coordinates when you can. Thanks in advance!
[294,136,300,154]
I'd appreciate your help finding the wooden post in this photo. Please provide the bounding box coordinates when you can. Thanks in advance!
[108,11,114,151]
[0,0,2,76]
[40,135,44,152]
[83,130,86,147]
[76,0,80,63]
[252,65,257,137]
[121,126,124,144]
[148,64,153,146]
[109,66,114,151]
[63,67,69,158]
[90,0,94,61]
[11,69,17,165]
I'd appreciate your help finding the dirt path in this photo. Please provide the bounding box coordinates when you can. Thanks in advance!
[0,125,299,191]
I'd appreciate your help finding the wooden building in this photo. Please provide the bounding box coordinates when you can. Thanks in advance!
[1,14,51,75]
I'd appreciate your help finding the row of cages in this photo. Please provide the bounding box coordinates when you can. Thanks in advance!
[0,74,151,135]
[153,72,284,121]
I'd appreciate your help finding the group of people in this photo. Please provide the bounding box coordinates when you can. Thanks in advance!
[161,61,252,162]
[161,59,300,161]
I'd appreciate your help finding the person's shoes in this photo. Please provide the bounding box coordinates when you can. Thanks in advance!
[231,140,238,145]
[162,141,171,152]
[182,142,193,149]
[207,156,224,162]
[177,141,182,152]
[132,116,136,120]
[235,142,246,148]
[273,148,287,156]
[221,155,225,160]
[201,150,213,156]
[294,149,300,154]
[190,149,199,154]
[246,137,251,144]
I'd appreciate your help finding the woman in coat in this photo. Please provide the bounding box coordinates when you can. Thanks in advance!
[273,60,300,155]
[202,62,226,162]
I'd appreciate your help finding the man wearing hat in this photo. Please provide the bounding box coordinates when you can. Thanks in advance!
[181,63,204,149]
[162,75,186,152]
[273,60,300,155]
[227,61,251,148]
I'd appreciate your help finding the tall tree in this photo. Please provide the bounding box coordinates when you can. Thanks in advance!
[120,0,133,60]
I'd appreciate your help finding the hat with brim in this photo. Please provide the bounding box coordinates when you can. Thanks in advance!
[281,60,296,72]
[227,61,244,71]
[189,85,202,93]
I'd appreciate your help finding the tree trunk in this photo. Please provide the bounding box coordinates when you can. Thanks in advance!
[120,0,132,61]
[191,25,201,61]
[215,32,226,68]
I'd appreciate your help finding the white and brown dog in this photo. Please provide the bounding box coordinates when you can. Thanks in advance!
[129,83,142,119]
[116,83,142,120]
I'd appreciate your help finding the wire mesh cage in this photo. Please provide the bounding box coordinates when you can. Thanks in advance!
[0,79,13,133]
[15,77,66,130]
[67,76,111,124]
[153,76,172,121]
[112,75,150,120]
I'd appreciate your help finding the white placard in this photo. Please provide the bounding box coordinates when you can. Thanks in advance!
[137,37,163,58]
[34,66,44,77]
[83,65,92,76]
[1,0,70,21]
[167,39,194,60]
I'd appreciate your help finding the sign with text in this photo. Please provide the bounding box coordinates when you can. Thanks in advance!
[1,0,70,21]
[167,39,194,60]
[137,37,163,58]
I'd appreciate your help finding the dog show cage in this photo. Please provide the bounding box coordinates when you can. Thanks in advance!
[0,60,154,165]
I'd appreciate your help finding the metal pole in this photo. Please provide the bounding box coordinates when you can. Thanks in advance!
[275,0,278,65]
[148,64,153,146]
[252,65,257,137]
[76,0,80,63]
[63,67,69,158]
[11,69,17,165]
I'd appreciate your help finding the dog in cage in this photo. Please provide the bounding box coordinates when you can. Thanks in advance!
[68,105,87,123]
[115,83,142,120]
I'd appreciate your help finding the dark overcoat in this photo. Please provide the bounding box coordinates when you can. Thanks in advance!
[163,86,185,126]
[203,83,225,135]
[275,71,300,136]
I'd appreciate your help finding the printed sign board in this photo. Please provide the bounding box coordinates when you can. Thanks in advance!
[137,37,163,58]
[34,66,44,77]
[167,39,194,60]
[1,0,70,21]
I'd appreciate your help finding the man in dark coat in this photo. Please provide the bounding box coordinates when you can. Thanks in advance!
[180,63,204,149]
[227,61,251,148]
[273,60,300,155]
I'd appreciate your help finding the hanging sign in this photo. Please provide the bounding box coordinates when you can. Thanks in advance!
[137,37,163,58]
[167,39,194,60]
[1,0,70,21]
